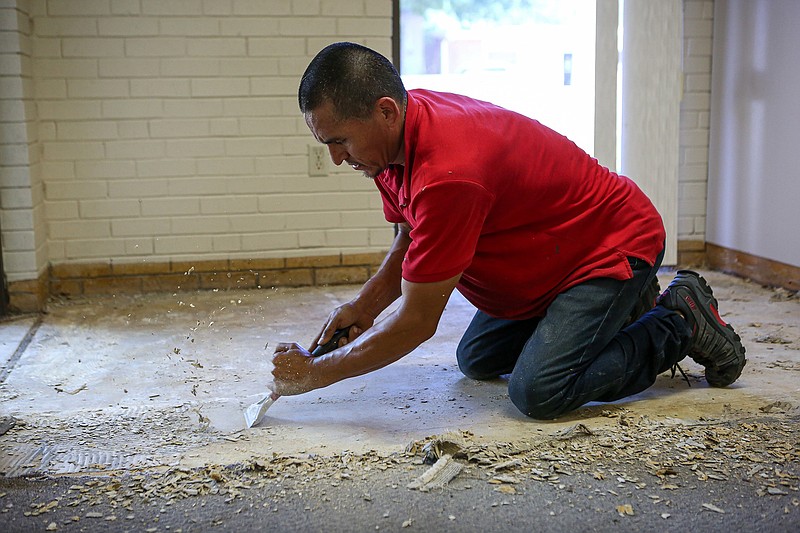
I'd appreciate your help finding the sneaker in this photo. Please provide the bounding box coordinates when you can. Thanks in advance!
[656,270,746,387]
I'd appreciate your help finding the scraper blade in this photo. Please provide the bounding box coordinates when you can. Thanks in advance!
[243,327,351,428]
[244,392,278,428]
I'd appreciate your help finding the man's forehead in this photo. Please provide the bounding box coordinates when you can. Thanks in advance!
[306,99,337,120]
[306,101,366,143]
[305,109,339,143]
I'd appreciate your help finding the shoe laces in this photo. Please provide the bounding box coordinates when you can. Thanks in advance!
[670,363,691,387]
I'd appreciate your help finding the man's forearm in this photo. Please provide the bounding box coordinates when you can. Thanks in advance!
[314,275,460,388]
[313,307,429,387]
[351,225,410,318]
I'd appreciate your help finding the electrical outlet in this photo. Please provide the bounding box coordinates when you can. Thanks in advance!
[308,144,327,177]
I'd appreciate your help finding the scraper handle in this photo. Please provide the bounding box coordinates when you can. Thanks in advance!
[311,327,351,356]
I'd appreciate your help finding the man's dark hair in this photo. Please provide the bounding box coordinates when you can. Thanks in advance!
[298,42,407,121]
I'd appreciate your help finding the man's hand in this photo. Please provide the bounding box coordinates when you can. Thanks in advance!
[270,272,460,398]
[309,224,412,352]
[271,342,319,396]
[311,302,370,352]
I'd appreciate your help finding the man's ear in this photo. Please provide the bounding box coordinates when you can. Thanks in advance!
[375,96,402,126]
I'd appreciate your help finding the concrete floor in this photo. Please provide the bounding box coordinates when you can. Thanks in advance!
[0,269,797,475]
[0,272,800,533]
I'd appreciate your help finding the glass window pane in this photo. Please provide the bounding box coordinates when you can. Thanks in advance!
[400,0,596,154]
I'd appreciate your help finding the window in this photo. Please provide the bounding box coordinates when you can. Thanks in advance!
[399,0,596,154]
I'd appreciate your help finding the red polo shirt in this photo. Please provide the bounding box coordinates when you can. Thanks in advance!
[375,89,666,319]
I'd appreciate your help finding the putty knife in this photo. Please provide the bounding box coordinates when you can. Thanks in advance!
[243,327,351,428]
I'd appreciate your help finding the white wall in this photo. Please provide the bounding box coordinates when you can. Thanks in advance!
[0,0,718,287]
[620,0,682,265]
[3,0,394,283]
[596,0,714,256]
[678,0,715,245]
[0,0,47,282]
[707,0,800,267]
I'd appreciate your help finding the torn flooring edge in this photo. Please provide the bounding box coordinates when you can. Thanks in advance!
[407,454,463,491]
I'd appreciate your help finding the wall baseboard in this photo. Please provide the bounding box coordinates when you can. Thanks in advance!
[8,252,387,313]
[676,239,707,268]
[6,271,48,314]
[706,243,799,292]
[6,243,797,314]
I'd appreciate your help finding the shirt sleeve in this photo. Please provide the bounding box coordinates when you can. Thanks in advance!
[402,180,493,283]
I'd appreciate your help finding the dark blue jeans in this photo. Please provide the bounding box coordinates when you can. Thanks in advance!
[456,252,692,419]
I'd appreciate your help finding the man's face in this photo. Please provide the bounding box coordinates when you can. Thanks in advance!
[305,99,402,179]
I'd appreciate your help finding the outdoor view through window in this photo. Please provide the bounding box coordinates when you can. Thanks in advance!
[400,0,596,154]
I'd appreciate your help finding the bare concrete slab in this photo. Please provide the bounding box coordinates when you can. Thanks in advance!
[0,316,37,376]
[0,270,797,476]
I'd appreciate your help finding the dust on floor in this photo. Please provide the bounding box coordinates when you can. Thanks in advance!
[0,269,798,528]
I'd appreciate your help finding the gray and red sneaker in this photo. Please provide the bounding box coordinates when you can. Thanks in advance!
[656,270,746,387]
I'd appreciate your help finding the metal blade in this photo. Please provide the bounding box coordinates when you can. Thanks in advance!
[243,393,277,428]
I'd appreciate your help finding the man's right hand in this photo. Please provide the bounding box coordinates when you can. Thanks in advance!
[271,342,320,396]
[310,301,372,352]
[308,223,411,352]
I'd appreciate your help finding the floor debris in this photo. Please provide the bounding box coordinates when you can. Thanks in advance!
[0,271,797,529]
[0,416,16,436]
[616,503,635,516]
[407,454,463,491]
[702,502,726,514]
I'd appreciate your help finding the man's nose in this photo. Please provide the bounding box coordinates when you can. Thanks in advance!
[328,144,348,166]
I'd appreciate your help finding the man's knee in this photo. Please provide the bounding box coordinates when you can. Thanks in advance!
[456,350,499,380]
[508,379,566,420]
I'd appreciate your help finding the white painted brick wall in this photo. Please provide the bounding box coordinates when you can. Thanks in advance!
[1,0,47,282]
[27,0,393,266]
[679,0,714,243]
[3,0,713,282]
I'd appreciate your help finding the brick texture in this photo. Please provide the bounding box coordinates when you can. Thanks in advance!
[678,0,715,246]
[47,252,384,299]
[6,0,393,299]
[1,0,48,296]
[2,0,715,308]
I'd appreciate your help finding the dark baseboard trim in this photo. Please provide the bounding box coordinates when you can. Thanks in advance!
[706,243,799,292]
